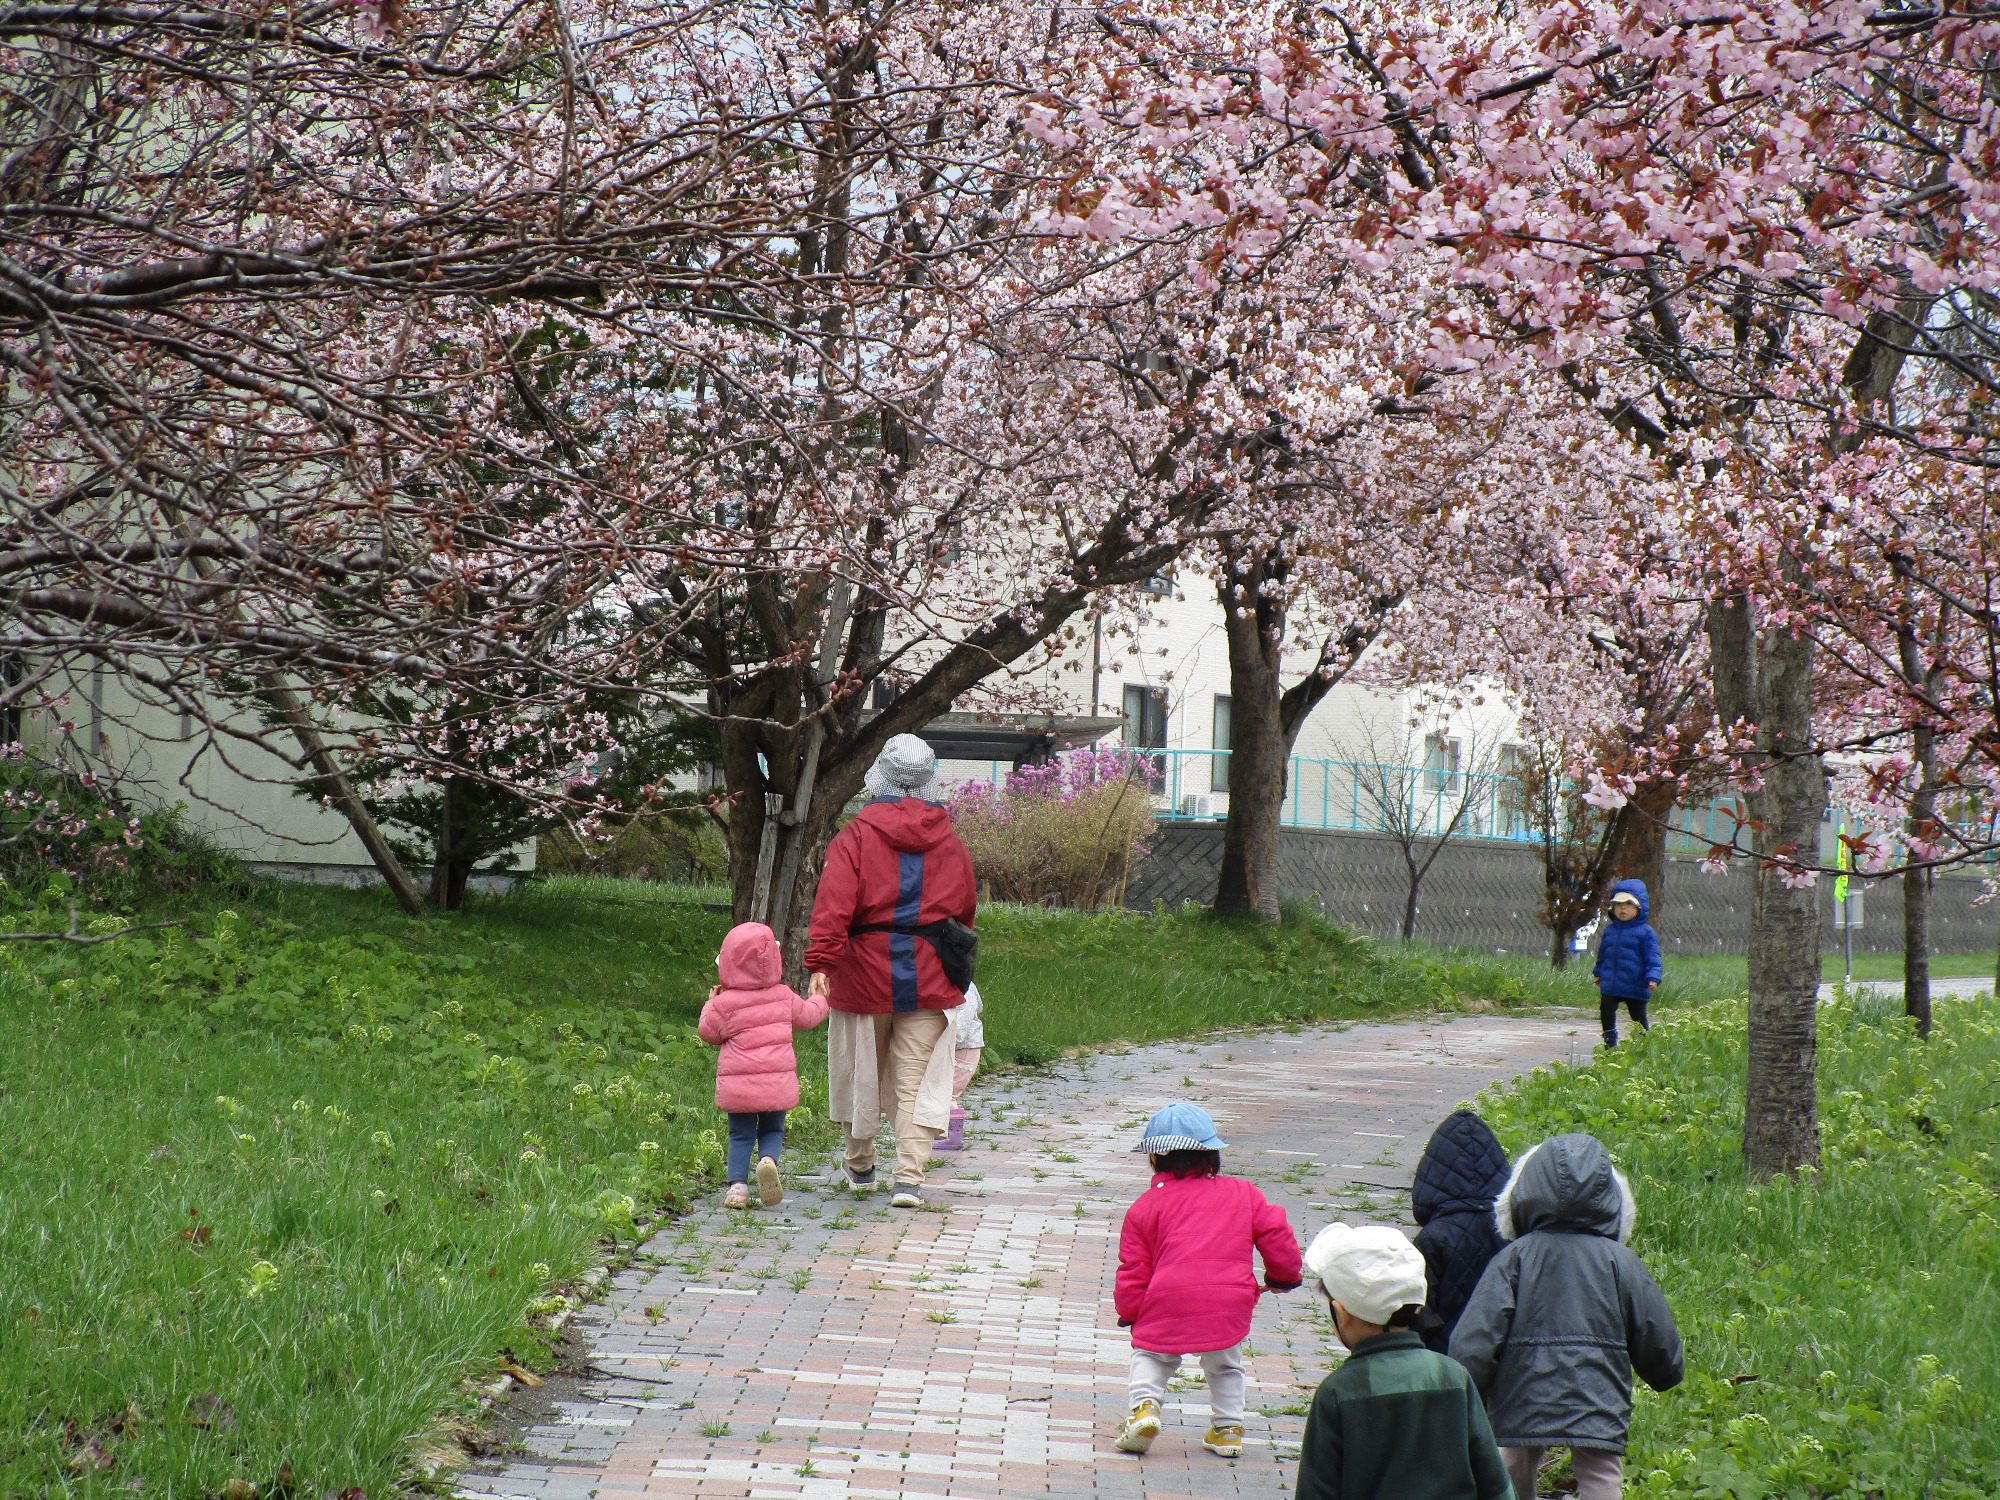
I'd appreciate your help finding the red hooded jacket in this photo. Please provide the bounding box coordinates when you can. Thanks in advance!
[804,797,975,1014]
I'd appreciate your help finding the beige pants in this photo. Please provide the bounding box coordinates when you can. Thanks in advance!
[844,1009,949,1185]
[1503,1446,1622,1500]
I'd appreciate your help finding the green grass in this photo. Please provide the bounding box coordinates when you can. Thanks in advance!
[974,902,1606,1065]
[0,879,773,1498]
[17,868,1973,1496]
[1662,948,1999,997]
[1475,993,2000,1499]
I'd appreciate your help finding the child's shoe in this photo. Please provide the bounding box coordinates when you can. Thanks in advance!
[934,1107,966,1152]
[1114,1399,1162,1454]
[1201,1424,1244,1458]
[723,1181,751,1210]
[1602,1029,1619,1049]
[843,1164,877,1195]
[756,1156,783,1207]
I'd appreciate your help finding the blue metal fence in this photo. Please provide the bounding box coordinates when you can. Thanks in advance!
[956,747,1748,852]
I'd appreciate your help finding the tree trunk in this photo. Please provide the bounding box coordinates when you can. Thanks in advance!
[1714,588,1825,1180]
[1613,784,1675,933]
[1212,549,1392,918]
[1550,928,1573,968]
[1214,633,1286,918]
[260,674,426,916]
[1896,636,1938,1038]
[428,775,476,911]
[1903,858,1931,1037]
[1401,855,1420,941]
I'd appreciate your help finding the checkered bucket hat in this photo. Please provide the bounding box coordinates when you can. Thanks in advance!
[1134,1102,1227,1153]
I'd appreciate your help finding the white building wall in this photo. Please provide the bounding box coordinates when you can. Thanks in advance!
[941,568,1523,819]
[18,661,533,882]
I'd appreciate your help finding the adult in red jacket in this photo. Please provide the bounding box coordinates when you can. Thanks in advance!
[806,734,974,1205]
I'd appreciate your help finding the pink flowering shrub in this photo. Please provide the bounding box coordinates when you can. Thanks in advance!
[947,748,1158,909]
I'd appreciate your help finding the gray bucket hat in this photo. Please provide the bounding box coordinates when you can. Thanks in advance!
[863,732,940,803]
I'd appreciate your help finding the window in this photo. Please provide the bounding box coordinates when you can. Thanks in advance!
[1123,685,1168,776]
[1423,733,1460,797]
[1497,743,1530,836]
[1211,695,1232,791]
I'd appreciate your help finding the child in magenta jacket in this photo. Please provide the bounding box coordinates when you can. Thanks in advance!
[1113,1103,1302,1459]
[698,922,828,1210]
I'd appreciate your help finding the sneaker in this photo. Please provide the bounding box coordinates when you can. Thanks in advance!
[1201,1424,1244,1458]
[843,1164,877,1195]
[723,1181,751,1210]
[889,1185,924,1208]
[1115,1400,1162,1454]
[756,1156,783,1207]
[1603,1030,1619,1049]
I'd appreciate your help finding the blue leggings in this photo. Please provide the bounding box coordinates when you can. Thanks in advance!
[726,1111,786,1183]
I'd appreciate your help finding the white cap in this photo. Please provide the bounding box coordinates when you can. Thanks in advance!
[1302,1223,1428,1325]
[863,733,940,802]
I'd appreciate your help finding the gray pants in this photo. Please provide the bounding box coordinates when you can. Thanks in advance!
[1503,1446,1622,1500]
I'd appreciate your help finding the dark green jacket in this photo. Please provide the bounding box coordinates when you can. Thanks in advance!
[1295,1331,1513,1500]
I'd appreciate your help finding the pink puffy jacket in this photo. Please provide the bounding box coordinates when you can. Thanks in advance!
[697,923,829,1113]
[1116,1172,1303,1354]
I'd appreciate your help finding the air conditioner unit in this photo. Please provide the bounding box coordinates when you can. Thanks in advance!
[1179,794,1218,819]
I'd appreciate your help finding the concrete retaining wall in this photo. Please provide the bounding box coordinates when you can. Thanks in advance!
[1125,822,1995,956]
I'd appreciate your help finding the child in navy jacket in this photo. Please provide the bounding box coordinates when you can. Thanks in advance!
[1593,879,1662,1048]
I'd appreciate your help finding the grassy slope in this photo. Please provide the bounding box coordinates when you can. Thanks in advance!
[1476,994,2000,1500]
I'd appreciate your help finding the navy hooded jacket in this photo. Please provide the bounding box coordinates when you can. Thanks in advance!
[1592,879,1663,1000]
[1411,1110,1511,1354]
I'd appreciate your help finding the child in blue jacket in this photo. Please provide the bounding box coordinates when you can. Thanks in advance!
[1593,879,1661,1048]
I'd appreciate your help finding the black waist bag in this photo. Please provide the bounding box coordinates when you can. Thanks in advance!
[850,918,977,992]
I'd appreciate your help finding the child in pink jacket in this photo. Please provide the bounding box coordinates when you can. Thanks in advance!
[1113,1103,1302,1459]
[697,923,828,1210]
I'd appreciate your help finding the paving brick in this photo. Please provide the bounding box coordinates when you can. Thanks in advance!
[459,1016,1582,1500]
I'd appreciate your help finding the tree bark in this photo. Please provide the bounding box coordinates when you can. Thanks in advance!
[1895,624,1939,1038]
[1213,585,1288,918]
[1713,587,1825,1180]
[427,775,476,911]
[1902,855,1931,1037]
[1212,547,1395,917]
[1612,783,1675,933]
[260,674,426,917]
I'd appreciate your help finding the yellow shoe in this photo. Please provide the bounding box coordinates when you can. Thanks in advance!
[756,1156,783,1207]
[1202,1424,1244,1458]
[1115,1399,1162,1454]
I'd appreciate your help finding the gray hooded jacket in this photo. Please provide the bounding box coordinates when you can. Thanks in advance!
[1447,1134,1683,1451]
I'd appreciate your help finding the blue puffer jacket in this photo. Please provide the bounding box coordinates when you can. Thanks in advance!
[1411,1110,1511,1354]
[1592,879,1662,1000]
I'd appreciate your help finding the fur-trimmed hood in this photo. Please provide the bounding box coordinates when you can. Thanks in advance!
[1495,1133,1635,1244]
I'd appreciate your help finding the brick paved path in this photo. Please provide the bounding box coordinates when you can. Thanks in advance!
[457,1015,1588,1500]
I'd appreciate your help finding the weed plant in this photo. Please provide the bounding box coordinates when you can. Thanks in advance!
[0,882,792,1497]
[0,867,1803,1495]
[1476,994,2000,1499]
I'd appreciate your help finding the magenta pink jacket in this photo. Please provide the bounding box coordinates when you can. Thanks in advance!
[1116,1173,1303,1354]
[697,923,828,1114]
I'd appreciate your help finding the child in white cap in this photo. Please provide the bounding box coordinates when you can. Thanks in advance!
[1295,1223,1513,1500]
[1112,1103,1302,1459]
